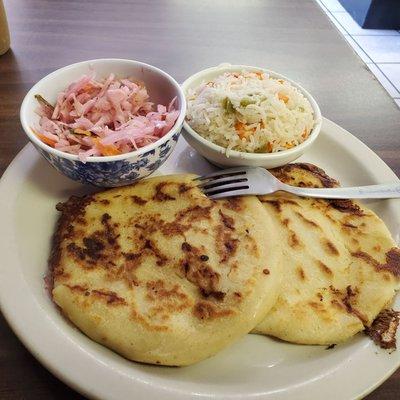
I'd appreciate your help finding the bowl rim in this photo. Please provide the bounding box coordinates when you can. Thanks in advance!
[20,58,186,163]
[181,64,322,160]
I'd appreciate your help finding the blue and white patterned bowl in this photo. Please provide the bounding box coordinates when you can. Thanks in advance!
[20,59,186,187]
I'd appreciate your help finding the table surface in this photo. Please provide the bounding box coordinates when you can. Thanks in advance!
[0,0,399,399]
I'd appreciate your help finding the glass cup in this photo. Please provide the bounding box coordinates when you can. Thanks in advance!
[0,0,10,55]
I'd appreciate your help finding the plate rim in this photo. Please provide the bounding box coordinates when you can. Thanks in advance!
[0,117,399,400]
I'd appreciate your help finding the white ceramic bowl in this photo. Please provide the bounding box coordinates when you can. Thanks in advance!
[20,59,186,187]
[181,64,322,168]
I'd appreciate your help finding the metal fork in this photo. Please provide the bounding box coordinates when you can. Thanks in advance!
[195,167,400,200]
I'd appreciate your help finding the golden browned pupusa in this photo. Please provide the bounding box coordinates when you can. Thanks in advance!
[51,174,282,366]
[254,163,400,345]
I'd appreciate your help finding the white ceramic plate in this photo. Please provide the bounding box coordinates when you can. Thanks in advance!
[0,118,399,400]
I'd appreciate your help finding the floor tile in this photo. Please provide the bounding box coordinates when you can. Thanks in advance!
[319,0,346,12]
[378,64,400,91]
[332,12,399,36]
[342,35,373,63]
[353,36,400,63]
[366,64,400,97]
[316,0,400,101]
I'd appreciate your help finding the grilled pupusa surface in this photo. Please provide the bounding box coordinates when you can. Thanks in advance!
[51,174,281,366]
[253,163,400,345]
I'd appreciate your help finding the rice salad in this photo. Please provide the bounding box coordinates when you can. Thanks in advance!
[186,70,315,154]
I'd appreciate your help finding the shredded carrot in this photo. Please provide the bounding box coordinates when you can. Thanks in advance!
[278,92,289,103]
[266,142,272,152]
[94,138,121,156]
[81,83,98,94]
[235,121,256,140]
[235,121,247,139]
[82,84,93,91]
[31,127,56,147]
[31,127,40,136]
[255,71,264,80]
[37,133,56,147]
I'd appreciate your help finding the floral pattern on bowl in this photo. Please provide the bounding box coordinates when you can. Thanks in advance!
[34,131,180,187]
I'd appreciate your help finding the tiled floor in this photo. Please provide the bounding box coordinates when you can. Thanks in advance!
[315,0,400,108]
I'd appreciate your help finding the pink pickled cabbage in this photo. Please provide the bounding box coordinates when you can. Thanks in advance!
[34,73,180,161]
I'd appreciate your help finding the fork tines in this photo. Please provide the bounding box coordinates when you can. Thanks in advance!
[195,167,251,197]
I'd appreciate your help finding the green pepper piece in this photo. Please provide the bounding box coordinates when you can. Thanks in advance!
[240,98,256,107]
[222,97,234,113]
[35,94,55,111]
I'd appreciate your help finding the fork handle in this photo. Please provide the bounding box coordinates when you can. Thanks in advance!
[281,183,400,199]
